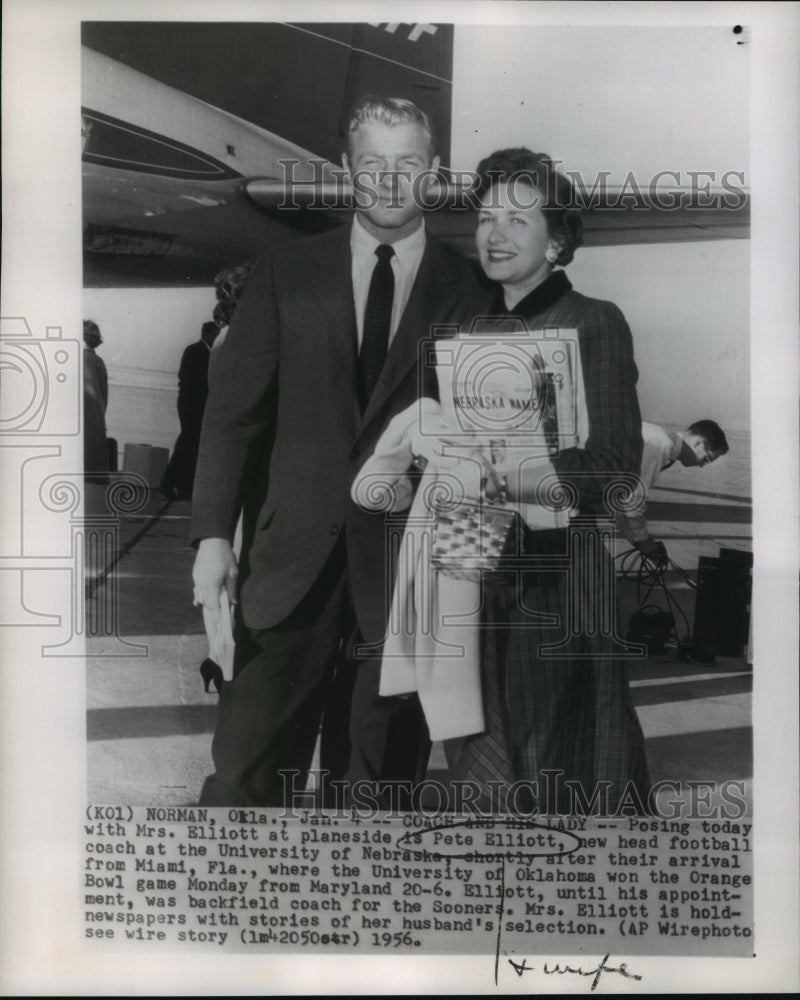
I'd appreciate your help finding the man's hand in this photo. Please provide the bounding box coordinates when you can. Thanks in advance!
[193,538,238,626]
[636,537,668,570]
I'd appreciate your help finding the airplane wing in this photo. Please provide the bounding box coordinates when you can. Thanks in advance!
[244,176,750,255]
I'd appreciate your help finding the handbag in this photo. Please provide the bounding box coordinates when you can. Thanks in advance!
[431,466,519,581]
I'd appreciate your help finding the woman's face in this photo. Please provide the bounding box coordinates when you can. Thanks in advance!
[476,181,556,294]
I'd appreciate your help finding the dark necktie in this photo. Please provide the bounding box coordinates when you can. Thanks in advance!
[358,243,395,410]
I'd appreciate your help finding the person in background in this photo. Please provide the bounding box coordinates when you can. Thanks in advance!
[83,319,109,480]
[618,419,730,568]
[209,259,258,384]
[202,259,261,692]
[161,321,220,501]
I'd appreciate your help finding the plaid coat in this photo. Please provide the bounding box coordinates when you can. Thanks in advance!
[445,271,651,815]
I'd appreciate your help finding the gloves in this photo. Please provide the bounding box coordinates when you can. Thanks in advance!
[635,538,668,570]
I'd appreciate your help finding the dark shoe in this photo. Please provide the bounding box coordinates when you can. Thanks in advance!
[199,657,223,694]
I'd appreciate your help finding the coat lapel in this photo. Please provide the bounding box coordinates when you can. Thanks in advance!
[359,237,460,429]
[304,227,359,393]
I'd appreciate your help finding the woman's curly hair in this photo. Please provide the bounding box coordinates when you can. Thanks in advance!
[213,259,259,326]
[474,148,584,266]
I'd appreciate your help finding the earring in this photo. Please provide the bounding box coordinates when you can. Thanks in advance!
[545,247,559,264]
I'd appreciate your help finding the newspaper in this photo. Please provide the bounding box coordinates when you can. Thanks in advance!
[433,325,588,529]
[437,325,584,451]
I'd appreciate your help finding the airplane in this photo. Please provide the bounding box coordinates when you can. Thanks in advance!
[81,21,750,287]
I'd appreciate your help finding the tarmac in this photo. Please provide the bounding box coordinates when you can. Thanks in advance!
[86,431,752,815]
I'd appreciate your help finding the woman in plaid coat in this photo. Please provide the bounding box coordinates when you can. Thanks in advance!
[443,149,651,815]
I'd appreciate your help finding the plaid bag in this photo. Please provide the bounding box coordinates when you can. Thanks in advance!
[431,469,519,581]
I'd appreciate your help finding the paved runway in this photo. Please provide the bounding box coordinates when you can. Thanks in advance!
[86,433,752,813]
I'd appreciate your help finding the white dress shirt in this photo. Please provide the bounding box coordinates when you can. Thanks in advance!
[618,421,682,542]
[350,214,427,348]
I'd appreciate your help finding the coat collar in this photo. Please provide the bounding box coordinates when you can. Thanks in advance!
[494,269,572,319]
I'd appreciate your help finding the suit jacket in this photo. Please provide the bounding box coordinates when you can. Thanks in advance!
[192,224,491,644]
[176,340,211,431]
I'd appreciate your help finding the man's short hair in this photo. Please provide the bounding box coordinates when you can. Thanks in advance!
[83,319,102,348]
[202,321,219,340]
[345,95,436,159]
[687,419,729,455]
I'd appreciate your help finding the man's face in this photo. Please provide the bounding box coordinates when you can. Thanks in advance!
[343,120,439,241]
[680,433,719,467]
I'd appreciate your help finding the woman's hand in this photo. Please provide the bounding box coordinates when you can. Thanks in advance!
[351,399,444,512]
[376,397,440,451]
[407,402,473,469]
[409,421,493,503]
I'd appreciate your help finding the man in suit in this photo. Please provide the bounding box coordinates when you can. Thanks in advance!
[191,96,490,807]
[161,321,220,500]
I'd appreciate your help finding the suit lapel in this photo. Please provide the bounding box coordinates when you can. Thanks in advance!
[304,227,359,392]
[359,237,460,429]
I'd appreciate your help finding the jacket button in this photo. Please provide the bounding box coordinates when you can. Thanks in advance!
[329,525,340,535]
